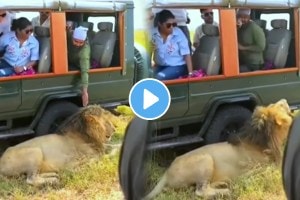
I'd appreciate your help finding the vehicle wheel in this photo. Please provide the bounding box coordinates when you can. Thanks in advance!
[35,101,79,136]
[204,105,252,144]
[134,47,147,82]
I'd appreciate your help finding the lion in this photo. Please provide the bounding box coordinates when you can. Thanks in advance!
[143,99,294,200]
[0,104,119,186]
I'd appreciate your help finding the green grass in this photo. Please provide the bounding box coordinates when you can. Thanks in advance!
[0,105,288,200]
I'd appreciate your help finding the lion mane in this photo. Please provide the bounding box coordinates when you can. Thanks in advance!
[0,104,118,186]
[143,99,294,200]
[228,102,293,163]
[56,105,116,152]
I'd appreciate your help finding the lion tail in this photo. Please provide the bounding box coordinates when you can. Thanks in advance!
[143,173,168,200]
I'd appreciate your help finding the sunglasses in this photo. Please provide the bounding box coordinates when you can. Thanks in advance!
[165,22,177,28]
[0,13,6,18]
[202,12,213,17]
[24,29,33,34]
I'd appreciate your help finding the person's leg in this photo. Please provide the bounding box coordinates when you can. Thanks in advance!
[0,59,14,77]
[153,65,166,80]
[155,65,188,80]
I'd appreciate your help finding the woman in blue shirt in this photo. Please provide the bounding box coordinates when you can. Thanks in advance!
[150,9,193,80]
[0,17,39,77]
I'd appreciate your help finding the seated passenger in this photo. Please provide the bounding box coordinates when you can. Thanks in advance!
[193,9,219,49]
[0,10,15,38]
[150,9,193,80]
[0,17,39,77]
[67,26,91,107]
[236,8,266,72]
[31,12,50,28]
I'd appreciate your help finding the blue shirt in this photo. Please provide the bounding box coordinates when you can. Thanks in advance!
[150,27,190,66]
[0,31,39,67]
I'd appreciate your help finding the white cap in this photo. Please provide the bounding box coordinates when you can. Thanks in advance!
[73,26,88,41]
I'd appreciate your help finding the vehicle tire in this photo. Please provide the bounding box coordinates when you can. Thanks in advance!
[204,105,252,144]
[35,101,79,136]
[133,47,147,83]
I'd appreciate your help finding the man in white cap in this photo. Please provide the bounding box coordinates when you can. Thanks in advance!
[236,8,266,72]
[67,26,91,107]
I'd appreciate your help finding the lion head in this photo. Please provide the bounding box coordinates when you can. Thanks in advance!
[57,104,118,151]
[228,99,294,163]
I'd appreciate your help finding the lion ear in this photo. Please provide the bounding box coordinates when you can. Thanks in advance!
[275,115,289,126]
[84,114,97,123]
[253,107,268,130]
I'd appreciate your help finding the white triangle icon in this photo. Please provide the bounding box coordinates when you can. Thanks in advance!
[143,89,159,110]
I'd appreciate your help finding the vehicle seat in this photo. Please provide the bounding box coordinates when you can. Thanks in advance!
[192,24,220,75]
[264,19,292,68]
[254,19,268,37]
[34,26,51,73]
[97,22,113,32]
[78,21,95,43]
[90,22,116,67]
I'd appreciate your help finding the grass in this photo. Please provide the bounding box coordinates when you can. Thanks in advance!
[0,105,288,200]
[146,161,286,200]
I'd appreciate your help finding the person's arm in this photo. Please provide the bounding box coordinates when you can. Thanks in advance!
[193,26,201,48]
[239,24,266,52]
[79,44,91,106]
[184,55,193,75]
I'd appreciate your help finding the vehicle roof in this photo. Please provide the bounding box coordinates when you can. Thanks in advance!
[147,0,298,8]
[0,0,134,11]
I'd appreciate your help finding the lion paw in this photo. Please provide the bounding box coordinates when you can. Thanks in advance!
[26,175,59,186]
[196,187,230,199]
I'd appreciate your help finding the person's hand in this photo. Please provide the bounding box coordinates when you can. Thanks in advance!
[82,89,89,107]
[14,66,24,74]
[238,44,246,50]
[237,18,242,28]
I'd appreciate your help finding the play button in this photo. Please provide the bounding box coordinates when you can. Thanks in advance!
[143,89,159,109]
[129,78,171,120]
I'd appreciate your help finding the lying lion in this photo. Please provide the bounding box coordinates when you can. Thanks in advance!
[0,105,119,186]
[143,99,293,199]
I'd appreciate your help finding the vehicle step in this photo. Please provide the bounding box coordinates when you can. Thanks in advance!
[147,135,204,151]
[0,128,35,139]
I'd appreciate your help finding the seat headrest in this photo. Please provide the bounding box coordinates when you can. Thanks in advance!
[202,24,219,36]
[97,22,113,32]
[34,26,50,37]
[271,19,288,29]
[254,19,267,29]
[78,21,94,31]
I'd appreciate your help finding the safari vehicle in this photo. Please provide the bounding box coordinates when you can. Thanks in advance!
[0,0,149,138]
[147,0,300,150]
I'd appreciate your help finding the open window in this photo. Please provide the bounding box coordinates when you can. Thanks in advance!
[1,11,53,76]
[149,8,223,83]
[237,8,296,73]
[65,11,121,73]
[188,8,222,77]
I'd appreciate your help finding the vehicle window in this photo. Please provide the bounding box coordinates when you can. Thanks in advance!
[260,13,290,30]
[88,16,116,32]
[66,12,120,71]
[237,9,295,73]
[15,11,39,21]
[0,11,53,77]
[149,8,222,81]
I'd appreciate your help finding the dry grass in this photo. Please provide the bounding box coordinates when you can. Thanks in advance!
[146,161,287,200]
[0,105,288,200]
